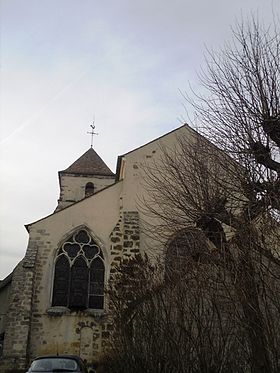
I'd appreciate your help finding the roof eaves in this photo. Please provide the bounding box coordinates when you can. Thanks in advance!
[59,170,115,177]
[120,124,187,158]
[0,271,13,288]
[115,124,187,180]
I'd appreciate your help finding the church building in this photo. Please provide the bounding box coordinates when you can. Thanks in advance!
[0,125,189,372]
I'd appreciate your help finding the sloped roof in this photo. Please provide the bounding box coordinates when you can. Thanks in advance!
[60,148,115,176]
[116,124,187,180]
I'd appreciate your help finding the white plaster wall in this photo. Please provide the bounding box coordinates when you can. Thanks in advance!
[26,181,123,361]
[58,174,115,208]
[121,125,192,212]
[119,125,196,258]
[29,181,123,313]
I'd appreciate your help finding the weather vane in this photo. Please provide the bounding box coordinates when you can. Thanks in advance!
[87,118,98,148]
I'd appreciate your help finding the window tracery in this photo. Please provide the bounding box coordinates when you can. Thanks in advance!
[52,229,105,310]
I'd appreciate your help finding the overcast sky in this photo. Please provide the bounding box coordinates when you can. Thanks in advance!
[0,0,278,279]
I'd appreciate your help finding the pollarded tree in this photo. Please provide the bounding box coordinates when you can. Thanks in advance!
[185,19,280,372]
[102,16,280,373]
[185,17,280,217]
[140,16,280,373]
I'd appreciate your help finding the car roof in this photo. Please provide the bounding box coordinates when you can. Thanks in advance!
[34,355,83,361]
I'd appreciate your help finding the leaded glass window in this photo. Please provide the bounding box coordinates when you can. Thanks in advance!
[89,257,105,309]
[52,255,70,306]
[52,229,105,310]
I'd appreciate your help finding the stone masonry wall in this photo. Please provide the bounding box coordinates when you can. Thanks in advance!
[26,226,112,367]
[100,211,140,356]
[0,212,140,372]
[109,211,140,276]
[0,236,39,372]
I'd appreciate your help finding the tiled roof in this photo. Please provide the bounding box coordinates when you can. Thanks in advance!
[60,148,115,176]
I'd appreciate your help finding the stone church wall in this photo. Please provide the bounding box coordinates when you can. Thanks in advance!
[57,173,115,211]
[109,211,140,272]
[0,275,12,337]
[0,233,39,371]
[26,210,139,369]
[0,127,190,372]
[0,207,140,372]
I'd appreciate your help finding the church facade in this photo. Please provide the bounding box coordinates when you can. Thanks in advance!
[0,125,189,372]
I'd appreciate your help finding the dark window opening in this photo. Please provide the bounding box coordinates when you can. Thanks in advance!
[69,257,88,309]
[85,182,95,197]
[89,257,105,309]
[0,333,4,357]
[52,255,70,307]
[165,229,208,279]
[52,229,105,310]
[197,216,226,250]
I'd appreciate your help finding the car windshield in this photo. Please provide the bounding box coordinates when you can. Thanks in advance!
[30,357,79,372]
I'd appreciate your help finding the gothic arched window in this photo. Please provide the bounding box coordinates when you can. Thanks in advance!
[85,182,95,197]
[165,229,208,278]
[52,229,105,310]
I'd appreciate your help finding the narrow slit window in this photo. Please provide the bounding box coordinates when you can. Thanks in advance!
[85,182,95,197]
[89,257,105,309]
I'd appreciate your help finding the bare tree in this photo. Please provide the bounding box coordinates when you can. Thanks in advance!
[139,131,280,372]
[102,16,280,373]
[184,17,280,216]
[182,18,280,373]
[103,241,280,372]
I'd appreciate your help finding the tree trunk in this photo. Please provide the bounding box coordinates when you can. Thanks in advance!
[235,230,272,373]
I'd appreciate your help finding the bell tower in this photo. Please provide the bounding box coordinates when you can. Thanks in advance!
[56,147,115,211]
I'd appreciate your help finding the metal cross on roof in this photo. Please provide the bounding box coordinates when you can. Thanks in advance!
[87,121,98,148]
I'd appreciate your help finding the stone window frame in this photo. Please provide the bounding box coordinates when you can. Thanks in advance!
[51,228,105,311]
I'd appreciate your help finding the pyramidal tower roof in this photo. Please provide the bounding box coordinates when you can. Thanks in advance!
[60,148,115,176]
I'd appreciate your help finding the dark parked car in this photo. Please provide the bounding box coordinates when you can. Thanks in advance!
[26,355,88,372]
